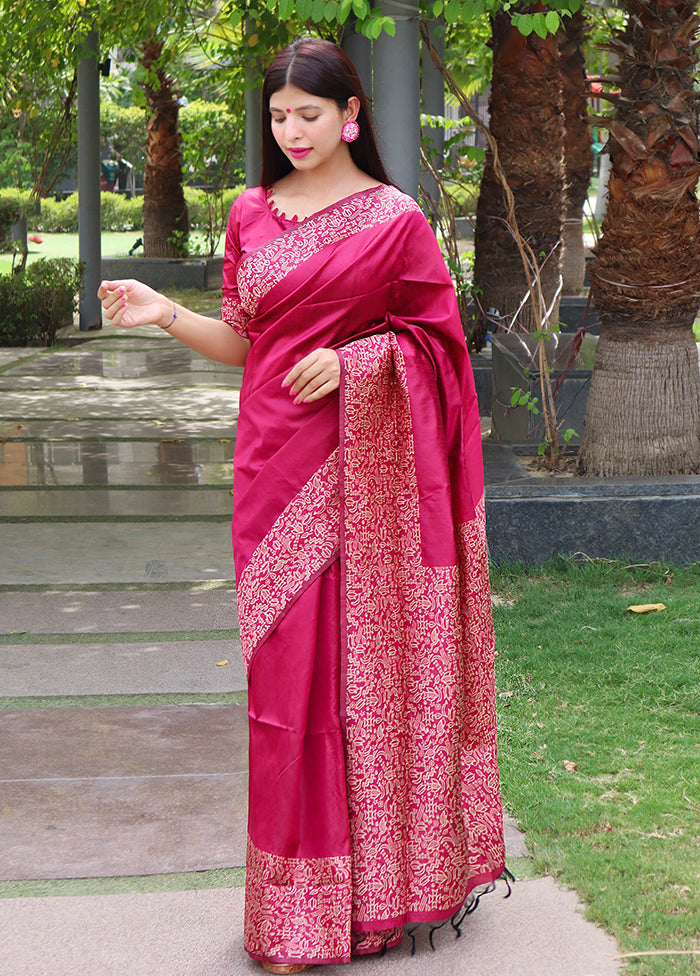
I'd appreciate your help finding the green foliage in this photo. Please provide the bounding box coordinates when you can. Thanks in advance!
[34,187,245,236]
[101,104,147,182]
[36,193,142,233]
[0,188,28,227]
[0,257,83,346]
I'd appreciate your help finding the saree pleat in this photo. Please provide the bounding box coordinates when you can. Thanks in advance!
[224,185,505,966]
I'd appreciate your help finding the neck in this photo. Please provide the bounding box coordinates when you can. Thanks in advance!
[289,150,360,199]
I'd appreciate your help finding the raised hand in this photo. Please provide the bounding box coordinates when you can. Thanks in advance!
[282,348,341,404]
[98,279,172,330]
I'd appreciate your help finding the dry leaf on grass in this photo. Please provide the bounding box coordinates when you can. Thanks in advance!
[628,603,666,613]
[563,760,578,773]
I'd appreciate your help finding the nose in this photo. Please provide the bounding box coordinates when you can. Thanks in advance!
[285,115,302,141]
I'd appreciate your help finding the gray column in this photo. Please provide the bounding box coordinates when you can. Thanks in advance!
[342,18,373,100]
[245,86,262,188]
[77,29,102,331]
[421,21,445,206]
[372,0,420,197]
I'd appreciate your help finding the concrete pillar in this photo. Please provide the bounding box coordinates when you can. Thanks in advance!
[372,0,420,197]
[245,85,262,188]
[342,18,373,101]
[421,21,445,206]
[77,29,102,331]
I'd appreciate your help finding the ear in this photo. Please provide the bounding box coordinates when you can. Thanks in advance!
[345,95,361,123]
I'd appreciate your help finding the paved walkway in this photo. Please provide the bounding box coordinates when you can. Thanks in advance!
[0,324,620,975]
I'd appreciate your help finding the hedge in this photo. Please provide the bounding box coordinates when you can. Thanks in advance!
[34,186,246,235]
[0,258,83,346]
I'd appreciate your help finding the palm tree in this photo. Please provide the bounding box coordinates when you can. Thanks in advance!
[471,5,565,349]
[559,8,592,295]
[138,32,189,258]
[579,0,700,476]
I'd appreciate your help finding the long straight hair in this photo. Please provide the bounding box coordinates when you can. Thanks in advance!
[260,37,391,187]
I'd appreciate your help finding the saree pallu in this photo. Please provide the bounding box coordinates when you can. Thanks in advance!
[222,185,505,967]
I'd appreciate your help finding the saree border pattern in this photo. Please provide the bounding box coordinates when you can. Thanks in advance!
[236,185,419,316]
[221,295,251,339]
[340,334,505,926]
[236,449,340,675]
[244,836,352,966]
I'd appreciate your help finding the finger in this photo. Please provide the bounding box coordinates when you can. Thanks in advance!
[293,367,340,402]
[282,351,318,388]
[297,379,338,403]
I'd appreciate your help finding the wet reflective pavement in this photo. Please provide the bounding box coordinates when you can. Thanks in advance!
[1,324,247,883]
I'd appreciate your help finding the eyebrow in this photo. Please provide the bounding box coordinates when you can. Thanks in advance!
[269,103,320,114]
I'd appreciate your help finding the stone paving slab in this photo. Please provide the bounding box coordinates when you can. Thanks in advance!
[0,372,242,391]
[0,389,239,421]
[1,703,249,880]
[0,488,233,518]
[0,878,621,976]
[0,419,236,440]
[0,523,234,585]
[0,347,40,369]
[2,348,239,378]
[0,638,245,696]
[2,772,248,880]
[0,588,239,634]
[0,704,248,779]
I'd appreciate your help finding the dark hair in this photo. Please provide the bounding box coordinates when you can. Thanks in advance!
[260,37,391,187]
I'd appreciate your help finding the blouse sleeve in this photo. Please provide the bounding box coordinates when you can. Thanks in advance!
[221,195,251,340]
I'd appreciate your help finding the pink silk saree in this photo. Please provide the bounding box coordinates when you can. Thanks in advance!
[222,184,505,967]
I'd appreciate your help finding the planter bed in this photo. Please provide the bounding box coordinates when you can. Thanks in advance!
[101,256,224,292]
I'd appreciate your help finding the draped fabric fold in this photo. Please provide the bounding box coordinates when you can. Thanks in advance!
[223,184,505,967]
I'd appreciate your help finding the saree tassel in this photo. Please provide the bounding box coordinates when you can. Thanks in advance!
[405,925,419,956]
[498,867,516,898]
[428,920,448,949]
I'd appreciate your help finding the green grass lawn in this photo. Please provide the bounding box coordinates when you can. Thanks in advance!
[493,558,700,975]
[0,231,223,276]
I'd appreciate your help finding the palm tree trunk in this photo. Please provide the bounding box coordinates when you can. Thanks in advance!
[471,6,565,347]
[139,34,189,259]
[559,9,592,296]
[579,0,700,476]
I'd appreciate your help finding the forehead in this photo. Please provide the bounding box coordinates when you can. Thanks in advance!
[269,84,332,111]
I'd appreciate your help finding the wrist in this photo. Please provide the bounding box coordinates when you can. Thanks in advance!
[160,301,178,330]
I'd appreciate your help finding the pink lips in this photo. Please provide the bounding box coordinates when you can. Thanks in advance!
[288,147,312,158]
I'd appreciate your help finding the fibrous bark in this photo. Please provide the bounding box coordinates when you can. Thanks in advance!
[559,9,593,296]
[139,34,189,259]
[472,7,565,347]
[580,0,700,476]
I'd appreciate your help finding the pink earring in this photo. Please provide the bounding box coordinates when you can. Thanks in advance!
[341,120,360,143]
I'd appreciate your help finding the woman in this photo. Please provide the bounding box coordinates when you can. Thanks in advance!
[99,37,506,974]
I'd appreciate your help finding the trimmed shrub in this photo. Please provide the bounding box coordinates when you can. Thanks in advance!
[0,258,83,346]
[0,188,32,251]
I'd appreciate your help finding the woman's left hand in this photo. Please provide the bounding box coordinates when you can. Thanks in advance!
[282,348,340,404]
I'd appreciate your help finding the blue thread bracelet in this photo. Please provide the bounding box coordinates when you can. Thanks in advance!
[162,303,178,330]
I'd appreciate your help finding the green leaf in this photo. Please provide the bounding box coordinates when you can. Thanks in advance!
[445,0,460,19]
[311,0,326,20]
[510,389,522,407]
[278,0,294,18]
[513,13,534,36]
[353,0,369,17]
[533,12,548,38]
[537,442,546,456]
[323,1,339,21]
[563,428,579,444]
[545,10,560,33]
[432,0,444,15]
[296,0,313,19]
